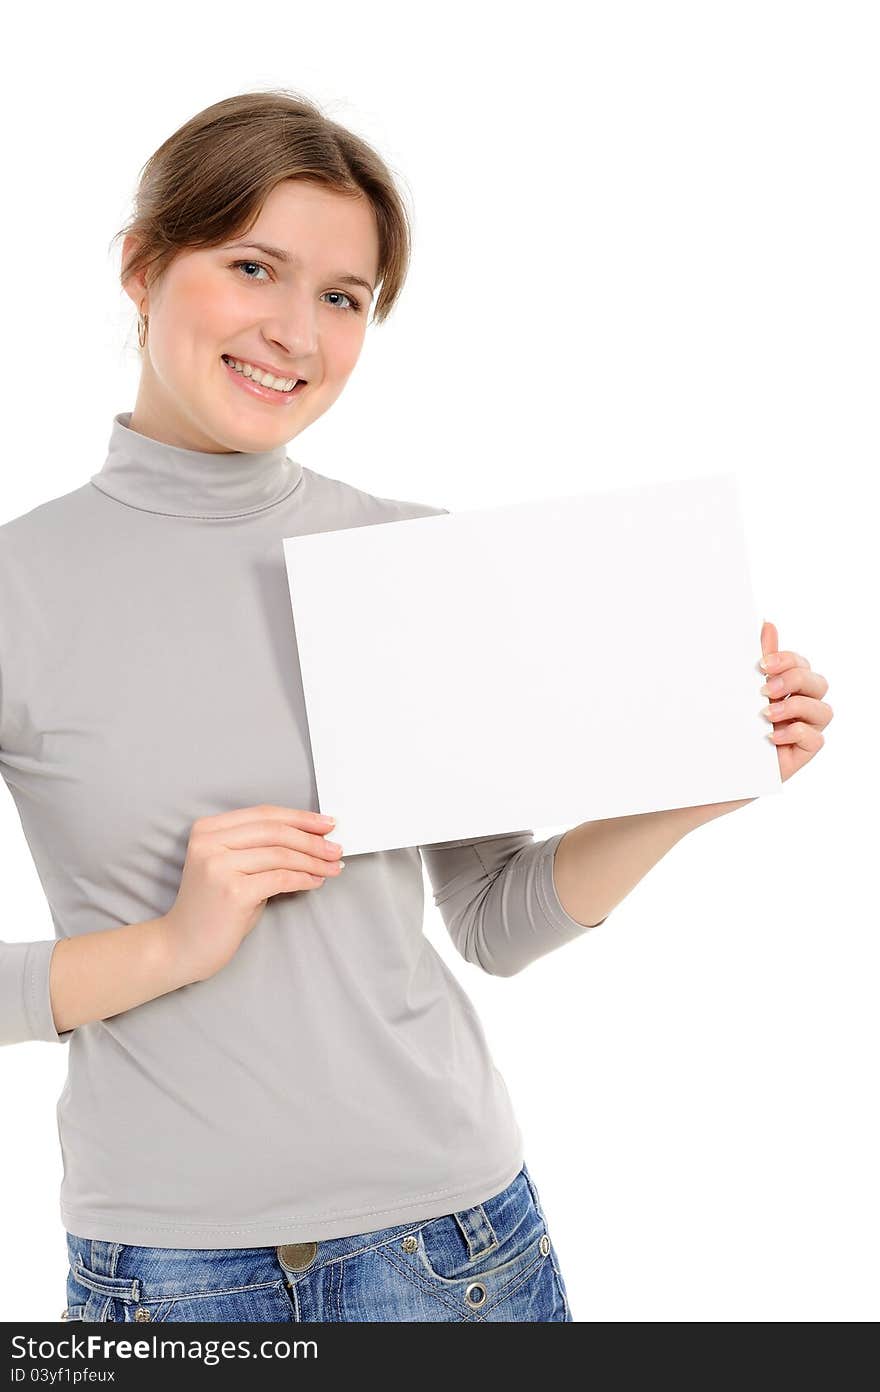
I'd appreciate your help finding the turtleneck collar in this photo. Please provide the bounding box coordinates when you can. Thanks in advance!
[90,411,303,518]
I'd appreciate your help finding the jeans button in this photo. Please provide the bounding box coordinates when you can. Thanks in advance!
[277,1242,318,1272]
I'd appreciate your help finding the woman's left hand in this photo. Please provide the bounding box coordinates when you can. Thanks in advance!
[759,619,834,782]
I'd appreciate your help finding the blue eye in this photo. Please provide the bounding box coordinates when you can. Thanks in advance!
[323,290,361,313]
[230,261,362,313]
[231,259,270,283]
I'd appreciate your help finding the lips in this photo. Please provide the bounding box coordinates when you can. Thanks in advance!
[221,355,307,405]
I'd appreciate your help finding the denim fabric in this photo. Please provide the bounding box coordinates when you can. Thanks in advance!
[62,1162,573,1322]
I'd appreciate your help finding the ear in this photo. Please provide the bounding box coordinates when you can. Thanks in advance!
[120,233,149,314]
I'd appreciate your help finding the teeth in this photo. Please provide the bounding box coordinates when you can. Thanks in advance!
[223,355,298,392]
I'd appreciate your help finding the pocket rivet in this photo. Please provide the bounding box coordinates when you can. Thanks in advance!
[134,1308,152,1321]
[60,1310,68,1321]
[465,1281,487,1306]
[540,1234,551,1256]
[402,1236,418,1253]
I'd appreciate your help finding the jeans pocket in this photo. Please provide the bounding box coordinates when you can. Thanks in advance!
[418,1167,544,1281]
[65,1236,297,1325]
[389,1164,560,1319]
[135,1281,294,1323]
[373,1164,568,1320]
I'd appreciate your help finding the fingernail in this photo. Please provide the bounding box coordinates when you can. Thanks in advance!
[321,814,336,825]
[759,655,779,671]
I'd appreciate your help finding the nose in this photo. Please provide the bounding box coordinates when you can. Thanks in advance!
[264,291,319,362]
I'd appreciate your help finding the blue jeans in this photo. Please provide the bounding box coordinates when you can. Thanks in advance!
[63,1161,572,1322]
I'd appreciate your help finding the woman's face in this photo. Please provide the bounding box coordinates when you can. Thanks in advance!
[123,179,380,453]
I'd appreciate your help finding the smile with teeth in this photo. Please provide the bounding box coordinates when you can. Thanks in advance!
[221,354,301,393]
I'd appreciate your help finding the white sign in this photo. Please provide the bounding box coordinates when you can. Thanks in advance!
[282,474,779,857]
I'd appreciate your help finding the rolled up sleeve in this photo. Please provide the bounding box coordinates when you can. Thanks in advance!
[420,828,608,978]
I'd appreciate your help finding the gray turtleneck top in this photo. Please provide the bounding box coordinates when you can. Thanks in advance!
[0,411,606,1248]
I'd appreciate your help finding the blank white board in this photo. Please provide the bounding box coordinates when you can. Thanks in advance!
[282,474,780,856]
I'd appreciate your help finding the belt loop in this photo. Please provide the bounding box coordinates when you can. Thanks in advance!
[73,1254,142,1304]
[452,1204,498,1260]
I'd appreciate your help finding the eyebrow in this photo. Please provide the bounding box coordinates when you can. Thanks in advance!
[225,241,375,300]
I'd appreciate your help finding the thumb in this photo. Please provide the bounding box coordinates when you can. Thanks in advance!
[761,618,779,657]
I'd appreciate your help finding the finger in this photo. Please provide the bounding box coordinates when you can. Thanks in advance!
[761,619,780,659]
[761,696,834,726]
[228,847,345,877]
[760,667,828,700]
[759,650,811,673]
[207,819,343,861]
[197,804,335,833]
[768,720,825,752]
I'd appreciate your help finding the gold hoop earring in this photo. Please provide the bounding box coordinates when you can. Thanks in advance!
[137,310,148,349]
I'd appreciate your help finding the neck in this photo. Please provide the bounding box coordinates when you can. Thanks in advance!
[90,411,303,519]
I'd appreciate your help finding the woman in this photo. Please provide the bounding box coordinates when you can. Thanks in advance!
[0,90,832,1324]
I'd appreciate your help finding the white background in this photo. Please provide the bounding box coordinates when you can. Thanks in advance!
[1,0,876,1323]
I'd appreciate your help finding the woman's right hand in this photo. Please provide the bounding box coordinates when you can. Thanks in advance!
[162,805,344,982]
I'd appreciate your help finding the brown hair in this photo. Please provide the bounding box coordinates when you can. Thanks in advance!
[110,88,413,342]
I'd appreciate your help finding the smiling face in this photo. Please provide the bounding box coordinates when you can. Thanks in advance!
[122,179,381,453]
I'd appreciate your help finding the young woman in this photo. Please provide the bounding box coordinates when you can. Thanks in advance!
[0,90,832,1324]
